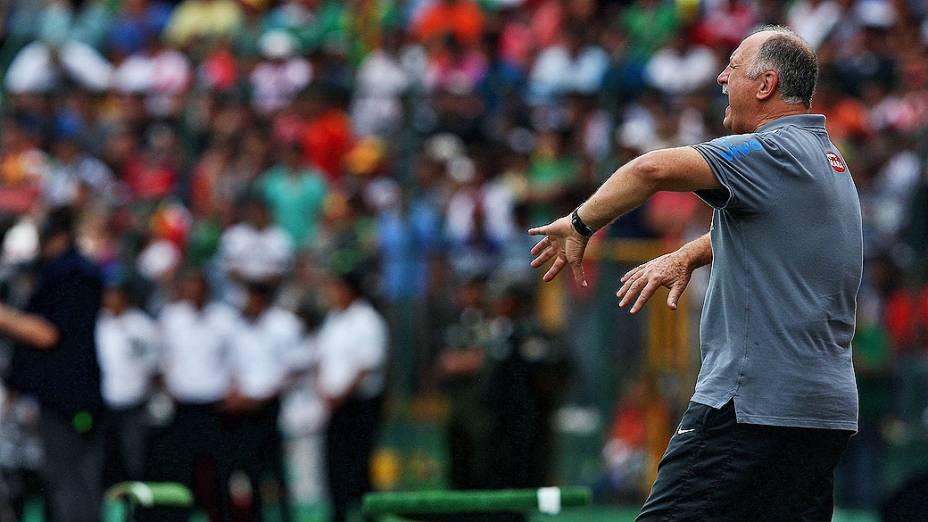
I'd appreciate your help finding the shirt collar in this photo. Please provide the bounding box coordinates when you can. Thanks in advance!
[755,114,826,132]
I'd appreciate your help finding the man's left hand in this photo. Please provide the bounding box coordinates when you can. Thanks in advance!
[617,250,694,314]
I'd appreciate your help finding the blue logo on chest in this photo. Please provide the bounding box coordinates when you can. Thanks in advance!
[719,138,763,161]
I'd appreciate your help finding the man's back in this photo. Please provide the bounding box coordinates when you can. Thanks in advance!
[691,114,863,430]
[9,248,103,416]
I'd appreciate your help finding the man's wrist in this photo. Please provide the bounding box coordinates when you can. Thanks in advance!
[571,207,597,237]
[678,237,711,270]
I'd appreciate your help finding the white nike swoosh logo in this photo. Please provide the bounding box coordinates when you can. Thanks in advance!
[677,427,696,434]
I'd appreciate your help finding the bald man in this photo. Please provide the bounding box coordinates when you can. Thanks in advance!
[529,26,861,521]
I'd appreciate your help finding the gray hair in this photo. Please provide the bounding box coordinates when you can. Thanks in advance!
[746,25,818,108]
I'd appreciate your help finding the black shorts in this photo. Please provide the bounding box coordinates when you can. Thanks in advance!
[637,400,851,522]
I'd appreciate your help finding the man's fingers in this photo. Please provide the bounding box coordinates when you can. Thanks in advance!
[531,236,550,256]
[530,246,557,268]
[543,257,567,282]
[570,260,588,288]
[630,279,661,314]
[621,263,646,283]
[616,270,644,299]
[666,276,690,310]
[619,276,649,307]
[527,225,551,236]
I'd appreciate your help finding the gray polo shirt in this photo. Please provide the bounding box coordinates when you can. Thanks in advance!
[690,114,862,431]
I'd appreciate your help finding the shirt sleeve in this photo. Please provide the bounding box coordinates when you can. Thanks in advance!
[690,132,783,213]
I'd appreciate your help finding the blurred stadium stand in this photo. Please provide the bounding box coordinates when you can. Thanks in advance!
[0,0,927,520]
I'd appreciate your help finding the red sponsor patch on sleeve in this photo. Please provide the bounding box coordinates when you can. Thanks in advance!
[826,152,846,172]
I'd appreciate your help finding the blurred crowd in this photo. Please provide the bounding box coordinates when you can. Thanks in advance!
[0,0,926,519]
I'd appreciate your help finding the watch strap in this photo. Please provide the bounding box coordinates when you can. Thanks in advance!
[571,207,596,237]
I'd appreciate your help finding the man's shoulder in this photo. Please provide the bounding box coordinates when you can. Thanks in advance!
[263,307,303,334]
[694,132,766,163]
[45,250,102,285]
[347,301,388,330]
[124,308,156,327]
[205,302,238,322]
[158,301,188,322]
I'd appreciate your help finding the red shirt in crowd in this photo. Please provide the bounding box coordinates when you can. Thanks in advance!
[414,0,484,46]
[884,286,928,354]
[301,109,354,182]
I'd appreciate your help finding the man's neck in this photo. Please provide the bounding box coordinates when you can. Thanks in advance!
[752,106,810,132]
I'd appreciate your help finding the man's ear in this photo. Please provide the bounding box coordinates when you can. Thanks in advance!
[756,70,779,101]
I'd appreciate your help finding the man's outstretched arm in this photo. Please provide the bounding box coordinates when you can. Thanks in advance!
[576,147,720,230]
[529,147,719,307]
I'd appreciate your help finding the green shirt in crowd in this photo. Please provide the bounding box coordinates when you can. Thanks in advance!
[260,165,328,248]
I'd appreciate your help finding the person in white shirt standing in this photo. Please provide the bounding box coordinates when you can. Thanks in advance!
[222,281,304,522]
[146,270,237,522]
[316,270,388,522]
[217,196,294,307]
[95,282,159,485]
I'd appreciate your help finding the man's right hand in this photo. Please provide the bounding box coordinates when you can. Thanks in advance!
[528,215,590,286]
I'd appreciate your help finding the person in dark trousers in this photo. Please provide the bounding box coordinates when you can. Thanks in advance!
[222,281,302,522]
[434,276,493,491]
[96,281,160,487]
[0,206,105,522]
[530,26,862,521]
[483,283,569,493]
[147,270,237,522]
[430,280,569,522]
[316,270,387,522]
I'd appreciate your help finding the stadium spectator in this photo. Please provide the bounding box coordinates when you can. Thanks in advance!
[250,30,313,117]
[1,207,105,522]
[526,129,580,224]
[298,86,356,182]
[482,283,568,492]
[44,133,117,208]
[108,0,174,56]
[316,269,388,522]
[435,275,492,490]
[5,38,112,94]
[351,29,411,137]
[0,119,47,214]
[693,0,758,49]
[528,25,609,103]
[149,270,237,522]
[258,141,328,248]
[223,281,304,522]
[619,0,679,56]
[96,281,159,485]
[643,34,719,96]
[787,0,843,49]
[594,380,648,503]
[163,0,243,49]
[413,0,485,48]
[217,196,294,304]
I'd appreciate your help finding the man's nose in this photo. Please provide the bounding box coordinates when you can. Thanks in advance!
[717,69,729,86]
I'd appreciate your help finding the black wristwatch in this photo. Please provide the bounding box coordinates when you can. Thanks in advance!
[571,207,596,237]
